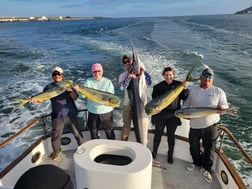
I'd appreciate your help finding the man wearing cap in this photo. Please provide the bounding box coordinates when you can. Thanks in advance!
[30,66,84,160]
[76,63,115,139]
[183,68,228,183]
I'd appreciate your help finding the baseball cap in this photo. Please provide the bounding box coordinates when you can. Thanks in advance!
[122,55,131,62]
[201,68,214,77]
[52,66,64,74]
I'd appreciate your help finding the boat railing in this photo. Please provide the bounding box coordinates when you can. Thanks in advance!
[1,112,252,166]
[0,117,42,149]
[0,109,89,149]
[216,125,252,167]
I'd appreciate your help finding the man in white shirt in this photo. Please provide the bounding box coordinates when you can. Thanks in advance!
[183,68,228,183]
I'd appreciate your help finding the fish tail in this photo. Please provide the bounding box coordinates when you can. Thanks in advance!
[225,107,239,118]
[185,64,197,81]
[15,99,28,109]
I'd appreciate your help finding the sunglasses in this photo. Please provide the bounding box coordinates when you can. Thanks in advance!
[123,60,131,64]
[52,72,62,76]
[201,75,213,79]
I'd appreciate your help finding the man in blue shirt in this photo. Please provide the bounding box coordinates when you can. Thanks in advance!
[30,66,84,160]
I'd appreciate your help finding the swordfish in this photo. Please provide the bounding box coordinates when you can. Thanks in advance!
[127,43,149,145]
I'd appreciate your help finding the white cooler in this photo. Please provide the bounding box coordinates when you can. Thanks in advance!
[74,139,152,189]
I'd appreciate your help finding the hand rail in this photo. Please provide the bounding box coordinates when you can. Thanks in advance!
[0,109,88,149]
[1,115,251,169]
[0,117,42,149]
[217,125,252,167]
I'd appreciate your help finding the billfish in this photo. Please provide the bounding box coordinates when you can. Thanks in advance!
[77,86,120,108]
[127,43,149,145]
[16,80,74,108]
[145,66,196,116]
[175,107,239,119]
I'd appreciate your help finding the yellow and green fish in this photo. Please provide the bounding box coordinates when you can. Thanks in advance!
[16,80,74,108]
[145,66,196,116]
[175,107,239,119]
[78,85,120,108]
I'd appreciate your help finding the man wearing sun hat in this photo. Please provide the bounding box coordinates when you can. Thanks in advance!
[30,66,84,160]
[76,63,116,140]
[183,67,228,183]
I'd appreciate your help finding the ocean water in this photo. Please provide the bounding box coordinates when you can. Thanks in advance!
[0,15,251,186]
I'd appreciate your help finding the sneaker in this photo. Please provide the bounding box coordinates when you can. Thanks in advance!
[50,151,62,161]
[200,168,213,183]
[186,163,196,171]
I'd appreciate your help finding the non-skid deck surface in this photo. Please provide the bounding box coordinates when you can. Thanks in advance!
[40,150,222,189]
[152,154,222,189]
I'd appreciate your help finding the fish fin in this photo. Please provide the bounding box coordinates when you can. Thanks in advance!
[15,99,28,109]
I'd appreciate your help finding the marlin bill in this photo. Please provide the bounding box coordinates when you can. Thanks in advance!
[175,107,239,119]
[15,80,74,108]
[77,86,120,108]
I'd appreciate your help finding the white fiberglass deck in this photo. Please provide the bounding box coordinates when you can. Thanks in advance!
[40,148,222,189]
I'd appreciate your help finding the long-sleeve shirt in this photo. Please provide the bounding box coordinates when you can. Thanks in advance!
[151,80,188,119]
[83,77,114,114]
[44,82,78,119]
[119,71,152,91]
[119,70,152,105]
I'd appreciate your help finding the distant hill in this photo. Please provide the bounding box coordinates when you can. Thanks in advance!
[235,6,252,14]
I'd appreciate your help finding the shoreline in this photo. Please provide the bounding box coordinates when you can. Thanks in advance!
[0,16,106,23]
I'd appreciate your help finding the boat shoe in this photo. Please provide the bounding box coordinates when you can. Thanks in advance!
[200,167,213,183]
[186,163,196,171]
[50,151,62,161]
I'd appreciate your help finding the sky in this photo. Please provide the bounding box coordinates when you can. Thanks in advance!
[0,0,251,18]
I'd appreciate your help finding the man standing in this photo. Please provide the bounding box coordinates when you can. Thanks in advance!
[119,55,151,146]
[30,66,84,160]
[184,68,228,183]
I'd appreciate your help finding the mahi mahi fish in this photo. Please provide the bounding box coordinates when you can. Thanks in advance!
[77,86,120,108]
[145,66,196,116]
[16,80,74,108]
[127,43,149,144]
[175,107,239,119]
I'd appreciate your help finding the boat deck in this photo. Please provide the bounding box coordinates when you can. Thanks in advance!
[1,115,250,189]
[40,148,222,189]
